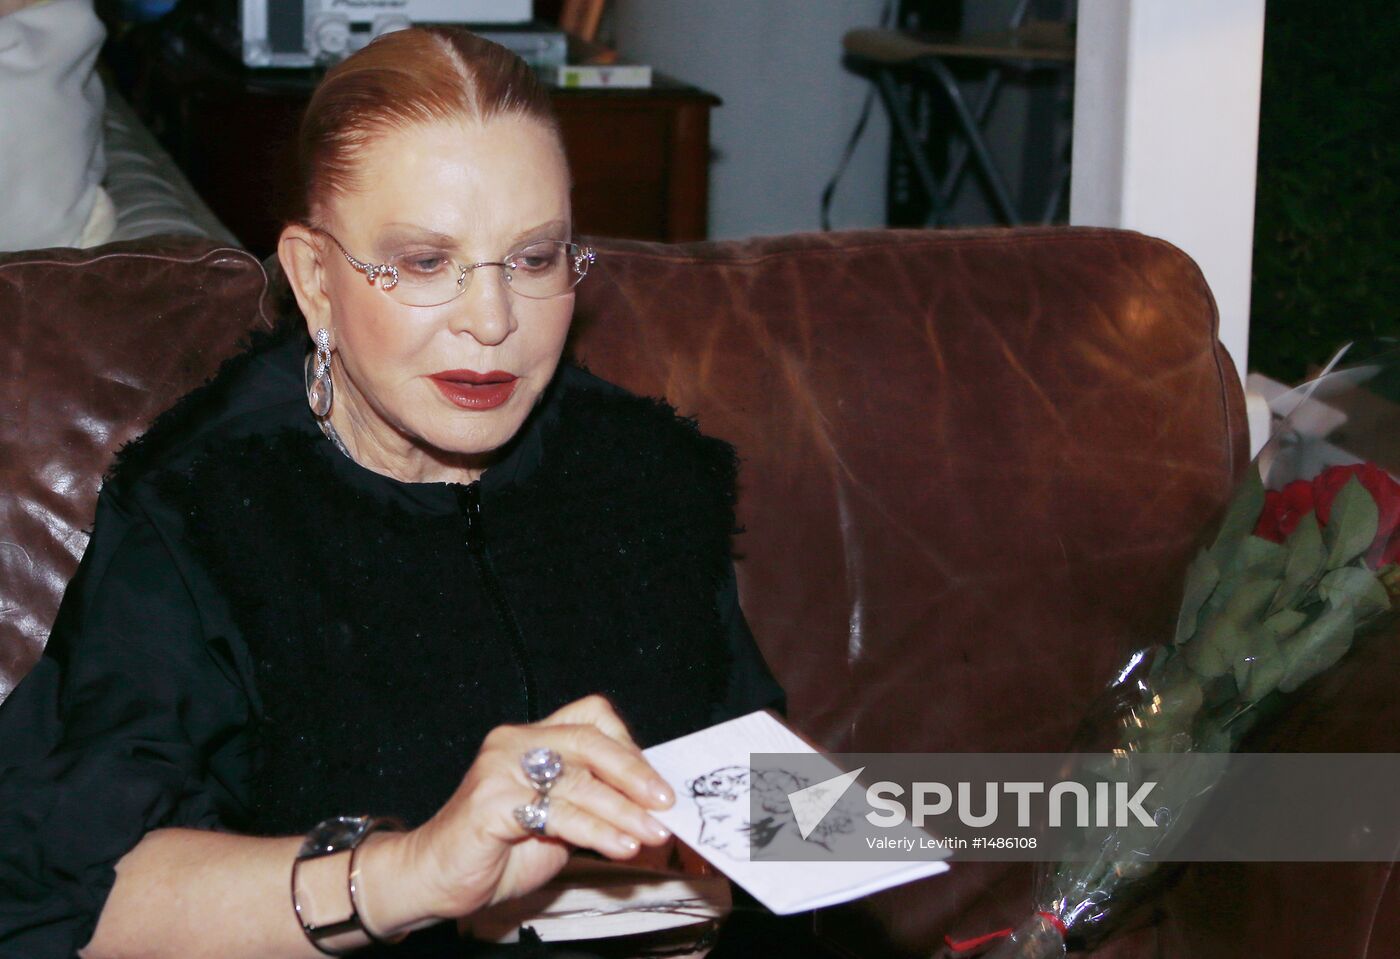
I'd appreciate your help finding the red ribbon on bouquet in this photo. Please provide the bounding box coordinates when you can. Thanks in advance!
[944,912,1067,954]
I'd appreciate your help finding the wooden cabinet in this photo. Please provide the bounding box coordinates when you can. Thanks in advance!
[117,30,719,257]
[554,85,717,244]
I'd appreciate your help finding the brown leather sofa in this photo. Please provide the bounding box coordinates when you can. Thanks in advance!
[2,229,1396,957]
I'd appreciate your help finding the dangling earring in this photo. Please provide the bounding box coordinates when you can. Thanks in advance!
[305,327,333,418]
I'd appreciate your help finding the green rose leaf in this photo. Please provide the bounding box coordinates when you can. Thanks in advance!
[1323,476,1379,570]
[1222,577,1279,624]
[1276,604,1356,693]
[1191,588,1234,650]
[1261,607,1308,639]
[1183,621,1236,678]
[1272,512,1326,614]
[1197,540,1283,628]
[1225,536,1288,580]
[1232,631,1286,701]
[1211,468,1266,569]
[1175,550,1221,645]
[1317,565,1391,617]
[1185,580,1276,678]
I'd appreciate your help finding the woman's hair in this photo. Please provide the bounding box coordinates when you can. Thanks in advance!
[294,26,561,226]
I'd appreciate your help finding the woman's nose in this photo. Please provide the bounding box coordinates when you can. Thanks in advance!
[448,266,516,345]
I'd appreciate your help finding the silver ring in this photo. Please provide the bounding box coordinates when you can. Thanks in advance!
[513,795,551,836]
[514,749,564,837]
[521,747,564,793]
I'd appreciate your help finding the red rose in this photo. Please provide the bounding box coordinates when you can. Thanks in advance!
[1254,479,1315,542]
[1312,463,1400,566]
[1252,463,1400,568]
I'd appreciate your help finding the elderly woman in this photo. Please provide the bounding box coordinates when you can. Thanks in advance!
[0,27,782,959]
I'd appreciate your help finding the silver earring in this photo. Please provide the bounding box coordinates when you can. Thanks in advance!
[306,328,333,418]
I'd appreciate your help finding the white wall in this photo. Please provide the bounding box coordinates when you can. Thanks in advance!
[1071,0,1267,386]
[609,0,890,239]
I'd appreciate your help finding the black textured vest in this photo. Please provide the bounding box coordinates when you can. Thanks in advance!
[144,359,737,837]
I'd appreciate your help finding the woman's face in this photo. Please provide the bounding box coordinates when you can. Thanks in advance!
[308,114,574,480]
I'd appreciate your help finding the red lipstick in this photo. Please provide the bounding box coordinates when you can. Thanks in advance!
[428,370,519,410]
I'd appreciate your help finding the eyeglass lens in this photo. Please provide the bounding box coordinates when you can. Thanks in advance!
[387,241,590,307]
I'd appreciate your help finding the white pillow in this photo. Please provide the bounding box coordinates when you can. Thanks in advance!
[0,0,113,252]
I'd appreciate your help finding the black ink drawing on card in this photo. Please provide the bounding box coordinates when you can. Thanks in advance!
[687,765,856,860]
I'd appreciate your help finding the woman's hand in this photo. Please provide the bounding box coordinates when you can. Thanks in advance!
[85,697,677,958]
[401,695,677,921]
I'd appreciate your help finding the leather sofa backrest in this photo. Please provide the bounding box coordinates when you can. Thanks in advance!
[569,227,1248,755]
[0,238,273,699]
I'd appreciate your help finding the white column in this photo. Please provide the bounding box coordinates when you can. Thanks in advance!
[1070,0,1266,404]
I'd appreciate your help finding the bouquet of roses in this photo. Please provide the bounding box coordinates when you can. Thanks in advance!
[966,345,1400,958]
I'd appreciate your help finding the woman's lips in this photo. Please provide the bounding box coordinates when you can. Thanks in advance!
[428,370,519,410]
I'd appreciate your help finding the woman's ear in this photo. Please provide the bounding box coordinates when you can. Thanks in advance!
[278,224,333,340]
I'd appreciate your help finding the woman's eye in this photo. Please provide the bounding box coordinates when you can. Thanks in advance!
[397,254,448,274]
[510,248,560,272]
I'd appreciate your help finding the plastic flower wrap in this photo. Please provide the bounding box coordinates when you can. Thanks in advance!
[970,344,1400,959]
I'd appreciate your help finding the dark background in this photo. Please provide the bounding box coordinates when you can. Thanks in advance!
[1248,0,1400,381]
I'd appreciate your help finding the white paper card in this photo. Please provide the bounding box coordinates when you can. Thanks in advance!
[643,711,950,915]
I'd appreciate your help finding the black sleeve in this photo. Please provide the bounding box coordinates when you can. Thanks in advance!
[712,564,787,723]
[0,487,247,959]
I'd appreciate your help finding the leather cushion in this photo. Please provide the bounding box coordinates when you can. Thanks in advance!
[0,237,272,698]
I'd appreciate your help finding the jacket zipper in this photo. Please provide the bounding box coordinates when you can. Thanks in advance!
[460,481,539,722]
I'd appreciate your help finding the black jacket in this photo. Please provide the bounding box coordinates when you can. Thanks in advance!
[0,327,783,957]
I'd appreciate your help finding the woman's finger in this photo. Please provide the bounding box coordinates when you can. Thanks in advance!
[541,694,640,750]
[560,772,672,847]
[485,722,673,811]
[546,724,674,810]
[517,792,643,860]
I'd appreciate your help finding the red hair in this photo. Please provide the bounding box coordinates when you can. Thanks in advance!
[294,27,561,225]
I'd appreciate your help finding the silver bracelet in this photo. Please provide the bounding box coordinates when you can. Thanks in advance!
[291,814,408,955]
[349,826,411,948]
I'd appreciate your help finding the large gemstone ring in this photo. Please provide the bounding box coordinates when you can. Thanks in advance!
[513,795,551,836]
[521,747,564,793]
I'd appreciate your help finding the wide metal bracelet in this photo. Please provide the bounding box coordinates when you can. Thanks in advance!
[290,815,407,955]
[349,823,411,947]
